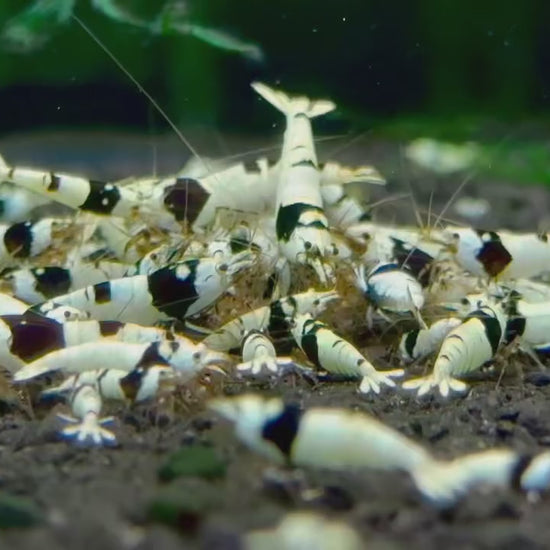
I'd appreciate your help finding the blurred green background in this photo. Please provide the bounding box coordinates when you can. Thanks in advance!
[0,0,549,183]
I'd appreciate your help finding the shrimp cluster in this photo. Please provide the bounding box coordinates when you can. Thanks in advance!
[2,81,550,513]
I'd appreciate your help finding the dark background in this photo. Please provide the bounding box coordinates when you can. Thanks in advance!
[1,0,549,139]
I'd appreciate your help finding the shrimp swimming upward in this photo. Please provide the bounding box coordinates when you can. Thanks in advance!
[252,82,338,284]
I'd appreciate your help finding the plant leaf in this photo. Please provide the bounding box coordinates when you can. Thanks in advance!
[1,0,76,53]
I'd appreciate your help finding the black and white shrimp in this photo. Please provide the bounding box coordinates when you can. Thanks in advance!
[344,221,445,266]
[12,334,220,382]
[209,394,430,471]
[354,262,425,327]
[203,288,339,352]
[402,304,507,397]
[56,383,117,447]
[252,82,338,284]
[446,227,550,280]
[412,448,550,506]
[4,261,129,304]
[211,395,550,507]
[290,313,404,394]
[0,312,223,372]
[51,361,177,446]
[13,326,229,382]
[236,330,296,377]
[29,253,253,324]
[0,217,76,266]
[0,155,210,231]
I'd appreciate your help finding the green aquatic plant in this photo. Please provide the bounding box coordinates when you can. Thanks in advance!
[1,0,263,61]
[1,0,76,52]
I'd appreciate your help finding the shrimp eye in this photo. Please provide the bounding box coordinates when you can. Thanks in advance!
[217,263,228,272]
[313,299,320,306]
[452,232,459,239]
[192,351,201,360]
[304,241,312,251]
[461,298,469,305]
[64,310,71,318]
[169,341,179,352]
[150,253,158,261]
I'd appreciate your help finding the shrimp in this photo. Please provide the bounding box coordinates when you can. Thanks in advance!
[252,82,338,283]
[290,313,404,394]
[402,304,507,397]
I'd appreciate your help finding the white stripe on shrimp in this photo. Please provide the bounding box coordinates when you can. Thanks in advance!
[402,304,506,397]
[290,313,403,394]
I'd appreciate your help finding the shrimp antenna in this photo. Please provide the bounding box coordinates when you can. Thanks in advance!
[71,14,206,173]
